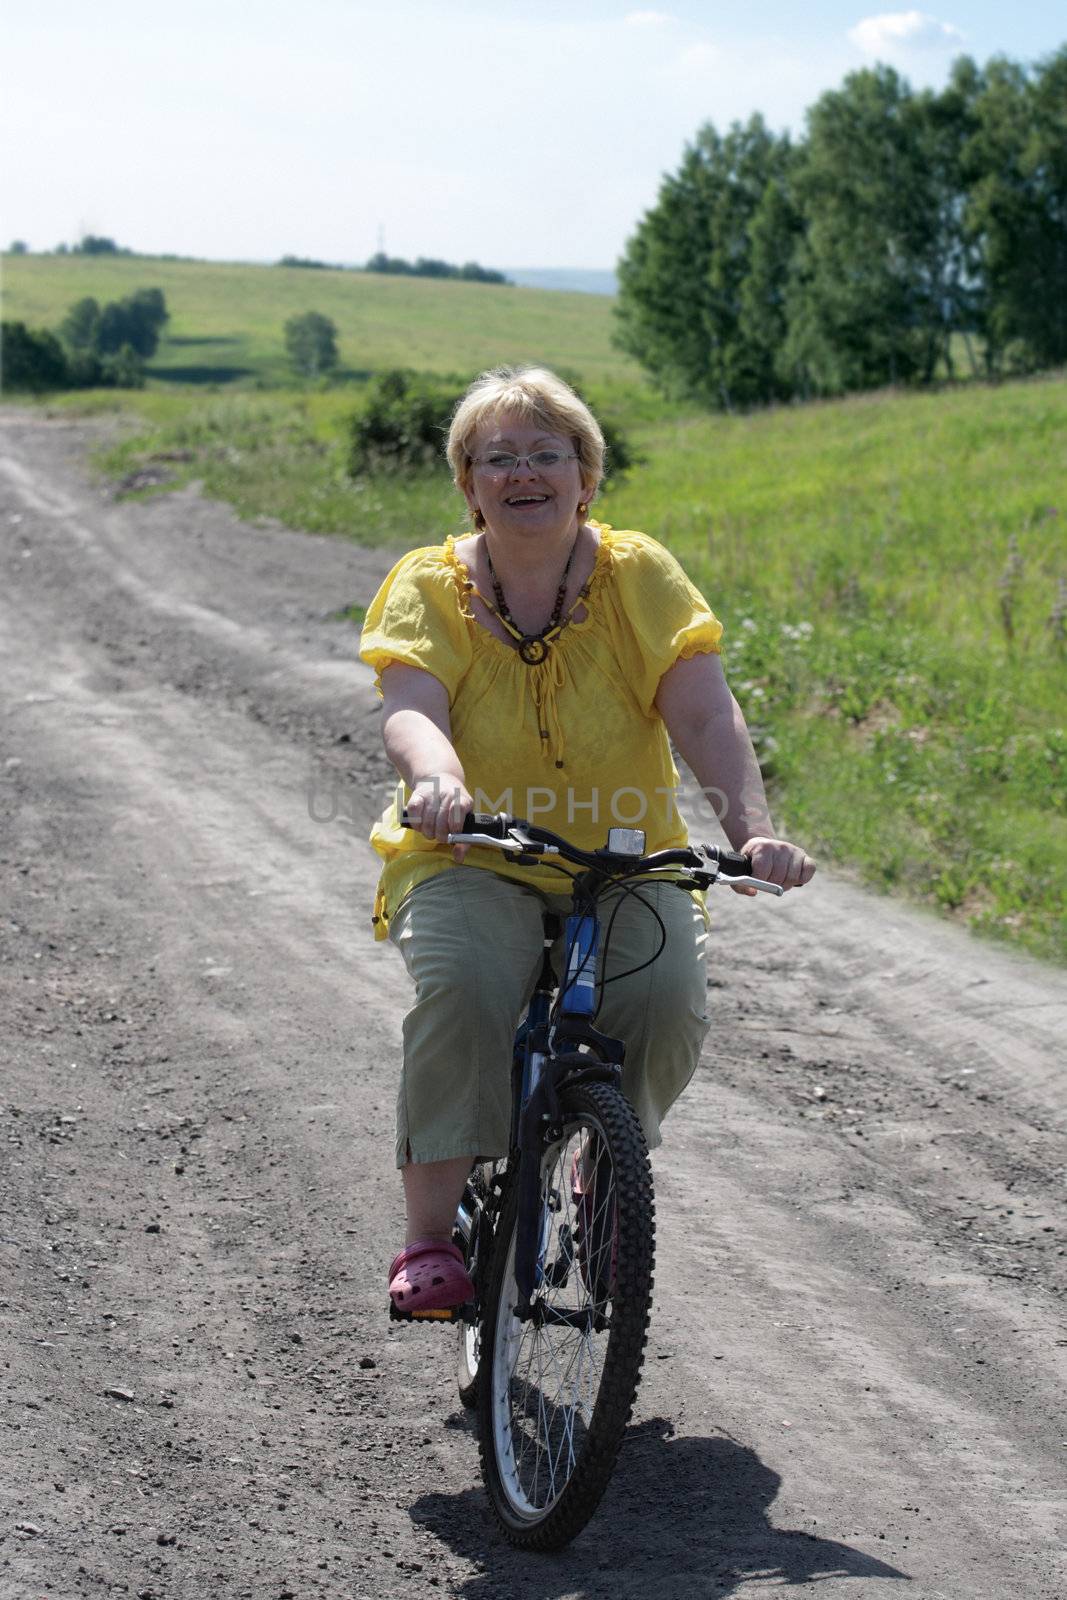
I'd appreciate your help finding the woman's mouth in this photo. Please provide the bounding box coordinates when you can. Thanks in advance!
[505,495,549,507]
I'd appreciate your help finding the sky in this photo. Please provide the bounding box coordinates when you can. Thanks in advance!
[2,2,1063,271]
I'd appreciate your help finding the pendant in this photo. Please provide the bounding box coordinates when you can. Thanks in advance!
[518,635,549,665]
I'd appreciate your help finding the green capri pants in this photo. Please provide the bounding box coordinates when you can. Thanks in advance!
[388,864,710,1167]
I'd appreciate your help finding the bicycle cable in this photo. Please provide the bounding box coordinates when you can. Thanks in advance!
[591,875,669,1016]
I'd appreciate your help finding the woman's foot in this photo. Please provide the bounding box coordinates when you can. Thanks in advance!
[388,1237,474,1313]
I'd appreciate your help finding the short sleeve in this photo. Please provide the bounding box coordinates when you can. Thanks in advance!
[359,545,473,701]
[608,531,723,715]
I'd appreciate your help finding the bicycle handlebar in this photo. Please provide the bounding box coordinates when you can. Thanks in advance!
[399,809,785,896]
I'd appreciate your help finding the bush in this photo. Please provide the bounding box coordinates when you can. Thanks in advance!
[347,369,456,474]
[0,321,145,392]
[347,368,635,484]
[1,322,69,391]
[100,344,146,389]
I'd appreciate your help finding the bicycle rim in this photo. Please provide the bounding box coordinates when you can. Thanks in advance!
[478,1082,654,1549]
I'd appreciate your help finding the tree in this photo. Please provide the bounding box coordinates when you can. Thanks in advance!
[8,240,28,255]
[60,297,101,350]
[284,311,339,377]
[964,47,1067,372]
[739,177,804,399]
[1,323,69,391]
[615,116,795,408]
[92,289,168,358]
[778,66,975,395]
[74,234,121,255]
[365,252,412,275]
[414,257,453,278]
[457,261,508,284]
[124,288,168,355]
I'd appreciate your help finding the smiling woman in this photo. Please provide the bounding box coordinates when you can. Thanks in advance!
[357,363,816,1314]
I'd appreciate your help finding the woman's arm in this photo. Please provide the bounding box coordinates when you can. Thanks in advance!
[379,663,473,854]
[654,652,815,893]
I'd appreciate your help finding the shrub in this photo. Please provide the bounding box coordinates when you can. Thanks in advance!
[347,369,456,474]
[0,321,145,392]
[1,322,69,391]
[347,368,635,484]
[100,344,146,389]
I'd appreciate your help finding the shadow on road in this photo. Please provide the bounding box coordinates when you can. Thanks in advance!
[412,1415,909,1597]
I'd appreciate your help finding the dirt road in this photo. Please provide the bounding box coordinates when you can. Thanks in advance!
[2,409,1065,1600]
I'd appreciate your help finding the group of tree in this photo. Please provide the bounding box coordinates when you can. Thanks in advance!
[614,47,1067,410]
[363,252,509,284]
[2,287,168,392]
[4,236,141,257]
[276,254,337,270]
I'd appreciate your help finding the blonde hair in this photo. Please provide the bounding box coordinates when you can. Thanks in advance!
[447,366,605,499]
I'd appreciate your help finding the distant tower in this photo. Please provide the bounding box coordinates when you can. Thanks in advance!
[377,223,385,255]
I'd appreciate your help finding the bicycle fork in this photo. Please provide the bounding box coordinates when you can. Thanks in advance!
[512,910,619,1311]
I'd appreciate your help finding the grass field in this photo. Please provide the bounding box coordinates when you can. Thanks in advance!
[5,252,1065,962]
[0,253,641,388]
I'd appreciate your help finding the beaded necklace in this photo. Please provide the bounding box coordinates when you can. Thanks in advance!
[483,536,584,665]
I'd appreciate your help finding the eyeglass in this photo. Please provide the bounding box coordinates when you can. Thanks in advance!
[471,450,578,474]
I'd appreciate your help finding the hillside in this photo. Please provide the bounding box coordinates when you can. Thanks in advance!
[0,253,639,387]
[5,250,1065,962]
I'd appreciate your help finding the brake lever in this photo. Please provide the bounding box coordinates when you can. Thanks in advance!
[446,830,560,857]
[720,873,785,896]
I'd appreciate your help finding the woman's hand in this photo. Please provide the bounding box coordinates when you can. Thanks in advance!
[406,775,474,862]
[734,836,816,896]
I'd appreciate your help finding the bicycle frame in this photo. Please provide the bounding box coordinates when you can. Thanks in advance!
[509,885,632,1312]
[399,806,782,1325]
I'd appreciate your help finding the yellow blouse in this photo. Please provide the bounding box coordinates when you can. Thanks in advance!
[359,523,723,938]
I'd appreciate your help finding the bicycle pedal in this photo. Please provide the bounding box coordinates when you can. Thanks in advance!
[388,1300,474,1325]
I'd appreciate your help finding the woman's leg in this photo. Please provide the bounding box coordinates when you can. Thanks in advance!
[388,867,547,1238]
[401,1155,472,1245]
[588,882,709,1147]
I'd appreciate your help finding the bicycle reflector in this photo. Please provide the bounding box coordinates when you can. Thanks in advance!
[606,827,646,857]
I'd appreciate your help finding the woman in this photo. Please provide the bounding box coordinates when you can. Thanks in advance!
[360,366,815,1313]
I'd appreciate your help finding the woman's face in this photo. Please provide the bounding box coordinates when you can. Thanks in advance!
[463,411,590,541]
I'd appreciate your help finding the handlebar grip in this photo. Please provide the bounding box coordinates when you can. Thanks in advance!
[461,812,511,837]
[400,809,511,839]
[708,847,753,878]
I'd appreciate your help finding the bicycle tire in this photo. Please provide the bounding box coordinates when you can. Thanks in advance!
[455,1163,494,1409]
[476,1081,654,1550]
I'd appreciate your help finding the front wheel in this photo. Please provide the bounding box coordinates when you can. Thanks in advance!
[476,1081,654,1550]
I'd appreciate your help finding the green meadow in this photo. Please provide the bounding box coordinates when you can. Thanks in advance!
[4,253,1066,962]
[0,253,638,387]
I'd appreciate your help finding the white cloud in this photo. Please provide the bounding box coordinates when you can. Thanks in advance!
[624,9,674,24]
[849,11,965,58]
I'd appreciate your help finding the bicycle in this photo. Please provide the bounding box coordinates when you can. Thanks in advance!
[391,809,783,1549]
